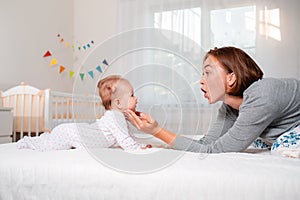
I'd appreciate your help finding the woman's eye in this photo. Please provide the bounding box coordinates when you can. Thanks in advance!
[203,71,209,76]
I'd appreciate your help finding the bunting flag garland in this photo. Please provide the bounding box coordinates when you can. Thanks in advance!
[57,33,95,51]
[88,70,94,79]
[50,58,58,66]
[96,65,102,73]
[59,66,66,74]
[43,34,109,81]
[43,51,52,57]
[43,49,109,81]
[102,59,109,66]
[69,70,75,78]
[80,73,85,80]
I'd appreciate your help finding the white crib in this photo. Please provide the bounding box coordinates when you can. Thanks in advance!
[0,83,104,142]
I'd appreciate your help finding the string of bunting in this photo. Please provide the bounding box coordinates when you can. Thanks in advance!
[43,50,109,81]
[57,34,95,51]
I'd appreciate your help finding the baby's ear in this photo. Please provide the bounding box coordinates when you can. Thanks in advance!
[116,99,124,109]
[111,98,122,109]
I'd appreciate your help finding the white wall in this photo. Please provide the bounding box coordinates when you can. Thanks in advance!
[72,0,117,94]
[255,0,300,79]
[0,0,118,93]
[0,0,74,92]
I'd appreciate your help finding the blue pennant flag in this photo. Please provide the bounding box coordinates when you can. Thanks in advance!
[96,65,102,73]
[102,59,109,66]
[88,70,94,79]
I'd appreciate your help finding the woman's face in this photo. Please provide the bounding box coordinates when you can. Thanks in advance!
[200,55,228,104]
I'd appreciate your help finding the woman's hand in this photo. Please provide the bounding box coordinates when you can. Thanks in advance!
[124,110,161,135]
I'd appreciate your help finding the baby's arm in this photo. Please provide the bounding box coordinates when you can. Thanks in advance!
[109,112,151,150]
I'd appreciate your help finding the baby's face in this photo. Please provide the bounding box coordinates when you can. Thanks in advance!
[116,80,137,111]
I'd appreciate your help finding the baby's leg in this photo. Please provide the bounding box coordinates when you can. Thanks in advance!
[16,123,83,151]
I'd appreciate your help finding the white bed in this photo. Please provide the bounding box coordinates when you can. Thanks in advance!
[0,135,299,200]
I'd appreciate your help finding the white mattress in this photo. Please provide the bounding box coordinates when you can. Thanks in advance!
[0,137,300,200]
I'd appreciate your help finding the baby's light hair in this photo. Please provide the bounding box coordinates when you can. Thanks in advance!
[97,75,124,110]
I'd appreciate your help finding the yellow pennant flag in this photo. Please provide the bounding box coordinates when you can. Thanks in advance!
[65,42,70,48]
[50,58,58,66]
[69,70,75,78]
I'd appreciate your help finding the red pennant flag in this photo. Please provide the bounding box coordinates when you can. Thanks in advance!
[43,51,52,57]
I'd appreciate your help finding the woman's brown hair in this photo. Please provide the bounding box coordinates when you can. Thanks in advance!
[204,46,263,96]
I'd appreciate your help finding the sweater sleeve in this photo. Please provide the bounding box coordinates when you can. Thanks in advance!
[174,84,280,153]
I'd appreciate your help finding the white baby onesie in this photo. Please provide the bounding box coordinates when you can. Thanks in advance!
[17,110,147,151]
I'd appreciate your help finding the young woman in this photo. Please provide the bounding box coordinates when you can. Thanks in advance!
[126,46,300,155]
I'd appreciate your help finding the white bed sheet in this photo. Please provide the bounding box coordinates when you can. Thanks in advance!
[0,138,300,200]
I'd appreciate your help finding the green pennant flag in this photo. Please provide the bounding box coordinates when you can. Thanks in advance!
[80,73,85,80]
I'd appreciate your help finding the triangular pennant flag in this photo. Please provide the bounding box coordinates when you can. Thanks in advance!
[43,51,52,57]
[96,65,102,73]
[102,59,109,66]
[69,70,75,78]
[50,58,58,66]
[65,42,70,48]
[83,46,86,50]
[91,40,94,44]
[59,66,66,74]
[80,73,85,80]
[60,38,64,42]
[88,70,94,79]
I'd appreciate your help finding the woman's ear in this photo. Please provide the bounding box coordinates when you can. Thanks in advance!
[227,72,236,87]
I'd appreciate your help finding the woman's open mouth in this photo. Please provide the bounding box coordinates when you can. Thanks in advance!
[201,88,208,98]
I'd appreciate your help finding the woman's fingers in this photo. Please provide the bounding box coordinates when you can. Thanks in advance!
[124,110,143,129]
[124,110,160,135]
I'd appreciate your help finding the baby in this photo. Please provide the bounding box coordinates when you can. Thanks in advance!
[17,75,151,151]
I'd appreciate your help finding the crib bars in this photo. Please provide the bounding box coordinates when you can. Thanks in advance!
[0,84,104,142]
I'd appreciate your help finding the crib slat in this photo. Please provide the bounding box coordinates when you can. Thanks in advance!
[44,89,51,131]
[36,95,40,135]
[66,97,69,120]
[27,94,32,136]
[20,94,25,139]
[54,96,58,127]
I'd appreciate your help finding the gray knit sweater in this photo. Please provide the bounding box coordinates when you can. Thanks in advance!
[173,78,300,153]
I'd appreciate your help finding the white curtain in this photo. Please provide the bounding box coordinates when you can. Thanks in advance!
[105,0,300,135]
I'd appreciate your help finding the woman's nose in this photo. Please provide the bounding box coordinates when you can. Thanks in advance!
[200,78,204,85]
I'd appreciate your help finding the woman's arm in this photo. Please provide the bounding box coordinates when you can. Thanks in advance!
[125,110,176,146]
